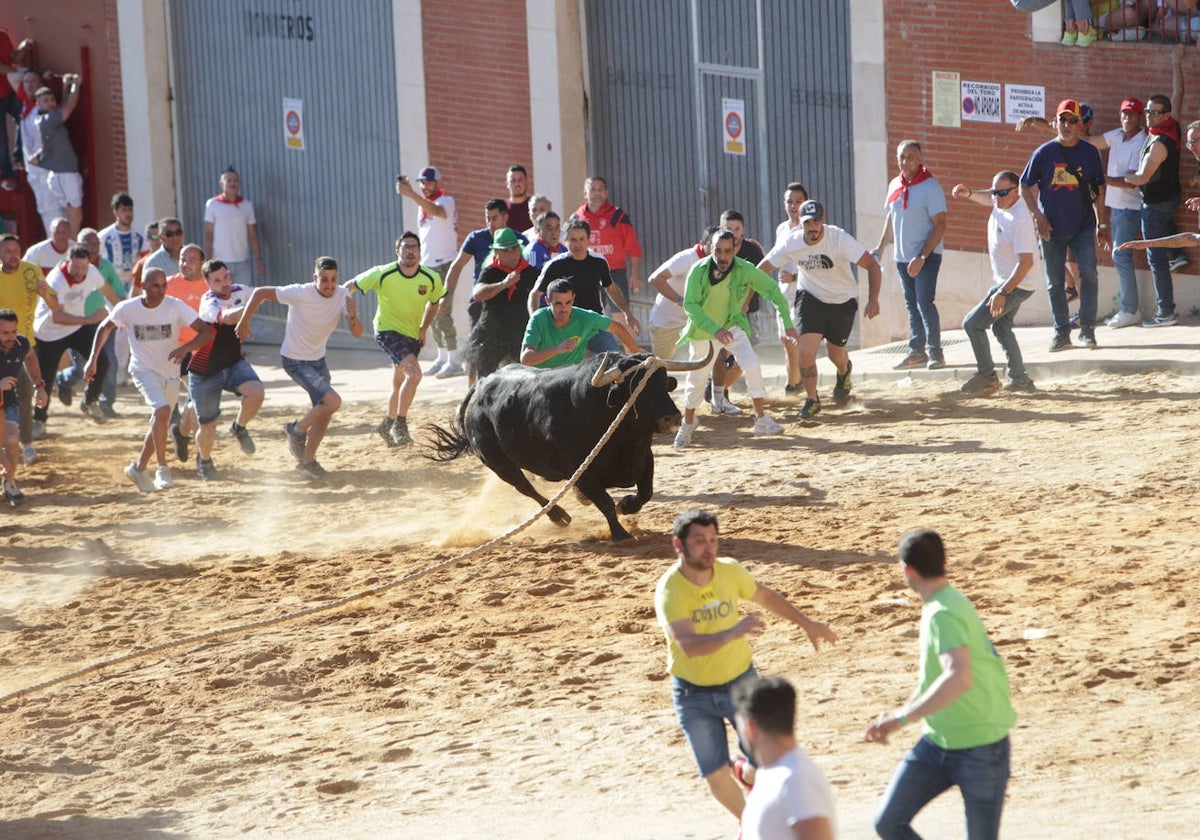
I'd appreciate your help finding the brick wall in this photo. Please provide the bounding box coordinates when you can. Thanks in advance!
[421,0,535,234]
[883,2,1196,269]
[104,0,127,195]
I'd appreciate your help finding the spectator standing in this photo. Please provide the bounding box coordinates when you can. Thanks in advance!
[203,167,264,286]
[505,164,533,232]
[97,192,146,289]
[874,141,948,370]
[0,308,47,506]
[0,234,44,463]
[464,229,539,381]
[396,166,459,376]
[143,217,186,284]
[17,68,60,234]
[523,210,566,269]
[30,75,84,236]
[0,33,34,192]
[521,194,553,241]
[23,216,73,275]
[866,528,1017,840]
[1020,99,1110,351]
[56,228,125,417]
[1060,0,1098,45]
[570,176,644,323]
[647,227,716,360]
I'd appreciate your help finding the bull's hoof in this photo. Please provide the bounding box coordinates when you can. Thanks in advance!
[610,526,634,542]
[617,494,645,515]
[548,506,572,527]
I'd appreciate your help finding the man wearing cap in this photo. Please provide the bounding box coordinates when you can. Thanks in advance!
[463,228,540,382]
[759,200,881,421]
[397,166,461,374]
[345,231,445,448]
[203,167,265,284]
[1020,99,1109,352]
[520,278,639,369]
[445,199,529,340]
[951,171,1039,395]
[873,141,948,370]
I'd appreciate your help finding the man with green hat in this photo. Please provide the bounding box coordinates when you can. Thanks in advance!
[464,228,542,383]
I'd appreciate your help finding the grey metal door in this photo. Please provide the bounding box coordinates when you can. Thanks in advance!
[166,0,402,348]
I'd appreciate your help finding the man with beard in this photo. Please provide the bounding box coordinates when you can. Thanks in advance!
[464,229,540,382]
[654,509,838,822]
[0,309,48,505]
[346,231,445,448]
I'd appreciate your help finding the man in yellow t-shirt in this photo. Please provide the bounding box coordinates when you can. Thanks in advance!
[654,509,839,822]
[345,230,445,447]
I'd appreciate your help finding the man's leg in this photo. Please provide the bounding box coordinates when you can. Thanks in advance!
[99,332,119,411]
[136,405,172,471]
[724,328,768,419]
[798,332,823,399]
[395,353,423,419]
[1039,235,1071,335]
[1109,207,1141,319]
[15,366,33,446]
[302,391,341,462]
[672,679,745,820]
[991,288,1033,381]
[1070,227,1100,336]
[914,253,943,358]
[234,378,264,428]
[648,324,682,361]
[873,737,955,840]
[948,736,1011,840]
[962,291,999,376]
[895,261,925,353]
[1142,198,1178,319]
[680,339,717,425]
[2,420,20,489]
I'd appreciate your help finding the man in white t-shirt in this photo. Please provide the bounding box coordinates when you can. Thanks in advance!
[236,256,363,479]
[951,171,1039,395]
[32,246,121,427]
[772,182,809,394]
[733,675,836,840]
[204,167,265,286]
[647,226,715,361]
[758,200,881,422]
[85,267,212,492]
[396,166,460,375]
[22,217,74,275]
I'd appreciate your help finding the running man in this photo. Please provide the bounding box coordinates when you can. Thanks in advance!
[85,267,212,491]
[0,309,48,505]
[345,231,445,447]
[237,256,363,478]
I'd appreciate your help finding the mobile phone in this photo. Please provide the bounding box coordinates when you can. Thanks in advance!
[397,174,408,186]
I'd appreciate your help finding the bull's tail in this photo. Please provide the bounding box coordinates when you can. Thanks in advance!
[421,389,474,462]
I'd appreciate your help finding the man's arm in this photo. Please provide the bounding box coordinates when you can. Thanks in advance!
[441,250,472,314]
[1020,181,1050,240]
[1016,116,1108,149]
[417,300,438,344]
[665,613,766,659]
[343,294,363,339]
[989,252,1035,318]
[792,817,835,840]
[234,286,279,340]
[99,281,121,308]
[1119,231,1200,250]
[247,223,265,276]
[472,270,521,302]
[857,251,882,319]
[1126,141,1166,187]
[627,254,643,294]
[397,181,447,218]
[21,347,47,408]
[59,73,82,121]
[605,318,640,353]
[749,584,838,650]
[520,336,579,367]
[872,209,894,255]
[84,317,118,380]
[1172,43,1185,122]
[865,646,972,745]
[203,221,215,259]
[649,267,681,303]
[170,320,215,362]
[47,292,103,326]
[951,183,995,208]
[603,281,641,335]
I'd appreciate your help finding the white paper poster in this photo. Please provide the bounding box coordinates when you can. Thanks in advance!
[961,81,1002,124]
[722,98,746,156]
[1004,84,1045,124]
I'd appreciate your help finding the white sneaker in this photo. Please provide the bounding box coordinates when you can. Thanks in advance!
[673,420,696,449]
[124,462,155,493]
[153,465,173,490]
[423,359,446,376]
[752,413,783,436]
[1108,310,1141,329]
[717,396,743,415]
[21,444,36,465]
[32,420,45,440]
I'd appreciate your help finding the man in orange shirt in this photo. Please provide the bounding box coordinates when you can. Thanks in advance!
[166,244,208,461]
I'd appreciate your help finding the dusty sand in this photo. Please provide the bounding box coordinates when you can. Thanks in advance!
[0,364,1197,839]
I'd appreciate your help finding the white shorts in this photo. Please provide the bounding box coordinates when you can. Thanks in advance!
[45,170,84,208]
[132,367,181,410]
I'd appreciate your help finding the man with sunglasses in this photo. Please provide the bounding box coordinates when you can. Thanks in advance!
[1020,99,1109,352]
[142,217,186,288]
[952,173,1038,395]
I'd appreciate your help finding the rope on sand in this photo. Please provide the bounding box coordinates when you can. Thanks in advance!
[0,366,658,708]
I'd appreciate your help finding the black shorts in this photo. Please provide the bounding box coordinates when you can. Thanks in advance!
[794,290,857,347]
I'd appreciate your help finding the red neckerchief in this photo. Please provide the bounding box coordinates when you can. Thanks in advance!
[887,166,934,209]
[59,260,86,286]
[490,255,530,300]
[694,243,706,258]
[213,193,244,206]
[1149,115,1180,145]
[419,188,444,222]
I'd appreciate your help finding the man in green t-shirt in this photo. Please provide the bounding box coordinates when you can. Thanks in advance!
[866,528,1017,839]
[655,508,838,822]
[519,278,637,368]
[346,231,445,447]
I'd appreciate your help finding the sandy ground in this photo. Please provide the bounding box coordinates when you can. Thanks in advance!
[0,360,1198,839]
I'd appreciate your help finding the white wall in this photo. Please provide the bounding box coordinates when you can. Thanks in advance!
[117,0,174,228]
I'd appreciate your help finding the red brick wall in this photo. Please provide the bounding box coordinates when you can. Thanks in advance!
[421,0,534,232]
[883,3,1194,267]
[104,0,127,196]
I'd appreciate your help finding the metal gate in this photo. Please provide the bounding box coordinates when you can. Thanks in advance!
[583,0,856,338]
[166,0,402,348]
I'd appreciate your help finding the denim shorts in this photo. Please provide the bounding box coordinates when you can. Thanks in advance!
[671,665,757,777]
[282,356,333,406]
[2,400,17,425]
[376,330,422,365]
[188,358,260,425]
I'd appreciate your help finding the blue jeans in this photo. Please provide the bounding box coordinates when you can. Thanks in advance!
[282,355,333,405]
[1110,207,1141,314]
[963,285,1033,380]
[671,666,757,777]
[60,333,118,405]
[896,254,942,354]
[874,735,1011,840]
[1039,229,1098,332]
[587,328,621,355]
[1142,197,1178,315]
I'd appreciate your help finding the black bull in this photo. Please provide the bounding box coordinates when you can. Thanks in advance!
[425,348,712,541]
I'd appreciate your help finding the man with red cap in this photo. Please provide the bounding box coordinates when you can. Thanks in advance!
[1019,99,1109,352]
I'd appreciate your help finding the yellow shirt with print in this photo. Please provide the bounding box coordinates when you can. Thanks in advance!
[0,260,44,347]
[655,557,757,686]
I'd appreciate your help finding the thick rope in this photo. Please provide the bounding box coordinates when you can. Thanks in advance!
[0,367,661,708]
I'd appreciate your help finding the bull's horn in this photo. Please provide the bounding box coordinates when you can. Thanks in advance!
[590,353,621,387]
[658,344,714,372]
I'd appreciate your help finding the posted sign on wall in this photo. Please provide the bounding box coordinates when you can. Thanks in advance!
[284,97,305,151]
[961,81,1001,124]
[723,98,745,156]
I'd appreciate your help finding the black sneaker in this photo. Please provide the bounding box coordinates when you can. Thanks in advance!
[797,398,821,421]
[196,456,217,481]
[893,351,928,370]
[1078,329,1098,349]
[784,383,803,397]
[285,421,307,461]
[390,417,412,447]
[960,372,1001,395]
[3,478,25,506]
[1006,377,1037,392]
[1169,254,1189,272]
[1048,333,1073,353]
[170,421,189,462]
[230,421,256,454]
[926,353,946,370]
[100,403,118,419]
[295,460,328,479]
[1143,311,1178,327]
[80,401,107,424]
[704,380,713,402]
[377,417,398,448]
[57,381,73,406]
[832,360,853,405]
